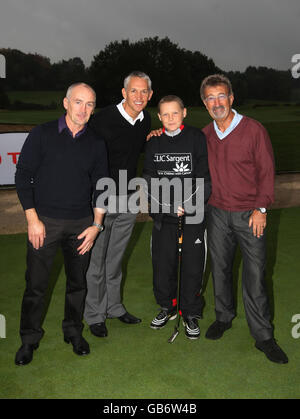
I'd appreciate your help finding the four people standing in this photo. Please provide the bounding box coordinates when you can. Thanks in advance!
[14,72,288,366]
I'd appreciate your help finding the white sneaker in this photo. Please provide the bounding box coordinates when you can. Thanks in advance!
[150,309,177,330]
[183,317,200,339]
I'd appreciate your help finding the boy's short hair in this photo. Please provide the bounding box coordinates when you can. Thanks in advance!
[158,95,185,113]
[200,74,233,101]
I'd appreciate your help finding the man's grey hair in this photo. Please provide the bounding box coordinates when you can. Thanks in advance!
[124,71,152,91]
[65,82,96,101]
[200,74,233,101]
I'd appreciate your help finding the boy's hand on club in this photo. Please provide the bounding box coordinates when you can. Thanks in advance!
[177,206,185,217]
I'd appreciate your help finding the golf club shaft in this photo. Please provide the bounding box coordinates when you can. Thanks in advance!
[168,215,183,343]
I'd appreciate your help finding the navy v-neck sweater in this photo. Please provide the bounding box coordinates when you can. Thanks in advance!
[15,119,109,219]
[89,105,151,192]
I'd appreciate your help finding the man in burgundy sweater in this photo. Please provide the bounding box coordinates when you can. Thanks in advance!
[200,74,288,364]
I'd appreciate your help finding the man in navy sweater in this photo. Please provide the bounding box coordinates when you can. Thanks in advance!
[84,71,153,337]
[15,83,108,365]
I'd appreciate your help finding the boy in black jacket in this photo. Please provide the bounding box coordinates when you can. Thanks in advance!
[143,95,211,339]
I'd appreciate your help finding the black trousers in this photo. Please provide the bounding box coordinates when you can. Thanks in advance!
[151,220,206,317]
[19,215,92,344]
[207,205,273,341]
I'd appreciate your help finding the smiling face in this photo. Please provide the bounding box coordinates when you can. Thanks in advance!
[63,84,95,133]
[121,76,153,119]
[158,101,187,132]
[203,83,234,124]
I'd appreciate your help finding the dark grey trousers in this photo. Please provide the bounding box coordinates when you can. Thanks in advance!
[84,211,137,325]
[207,205,273,342]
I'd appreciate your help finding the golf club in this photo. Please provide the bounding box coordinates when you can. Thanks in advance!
[168,215,183,343]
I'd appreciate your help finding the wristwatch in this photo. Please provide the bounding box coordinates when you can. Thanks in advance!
[256,208,267,214]
[92,222,104,232]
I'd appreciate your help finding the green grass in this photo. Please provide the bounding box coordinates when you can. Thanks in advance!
[7,90,65,107]
[264,121,300,172]
[0,207,300,399]
[1,90,64,124]
[0,109,63,125]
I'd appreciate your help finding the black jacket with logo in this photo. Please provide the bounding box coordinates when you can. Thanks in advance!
[143,125,211,228]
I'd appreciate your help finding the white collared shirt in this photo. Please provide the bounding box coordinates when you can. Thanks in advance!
[213,109,243,140]
[116,99,144,126]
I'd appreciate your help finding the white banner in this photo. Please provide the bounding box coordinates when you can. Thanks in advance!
[0,132,29,185]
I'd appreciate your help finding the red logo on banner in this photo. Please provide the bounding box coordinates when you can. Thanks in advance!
[7,152,20,164]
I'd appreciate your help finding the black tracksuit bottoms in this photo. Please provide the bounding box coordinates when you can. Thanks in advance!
[151,219,206,317]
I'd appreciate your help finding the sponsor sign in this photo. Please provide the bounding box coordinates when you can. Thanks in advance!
[0,132,28,185]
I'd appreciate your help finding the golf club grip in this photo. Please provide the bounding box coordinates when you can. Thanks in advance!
[178,216,183,246]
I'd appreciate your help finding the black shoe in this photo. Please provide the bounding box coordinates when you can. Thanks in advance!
[15,343,39,366]
[64,335,90,356]
[205,320,232,340]
[150,309,177,330]
[90,322,108,337]
[183,317,200,340]
[118,311,141,324]
[255,338,288,364]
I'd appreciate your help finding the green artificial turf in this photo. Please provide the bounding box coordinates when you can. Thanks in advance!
[0,208,300,399]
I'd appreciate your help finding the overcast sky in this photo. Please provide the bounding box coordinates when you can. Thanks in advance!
[1,0,299,72]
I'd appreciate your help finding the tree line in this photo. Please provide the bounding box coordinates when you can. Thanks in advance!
[1,37,299,109]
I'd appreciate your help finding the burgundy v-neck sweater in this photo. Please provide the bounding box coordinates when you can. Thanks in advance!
[202,116,275,211]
